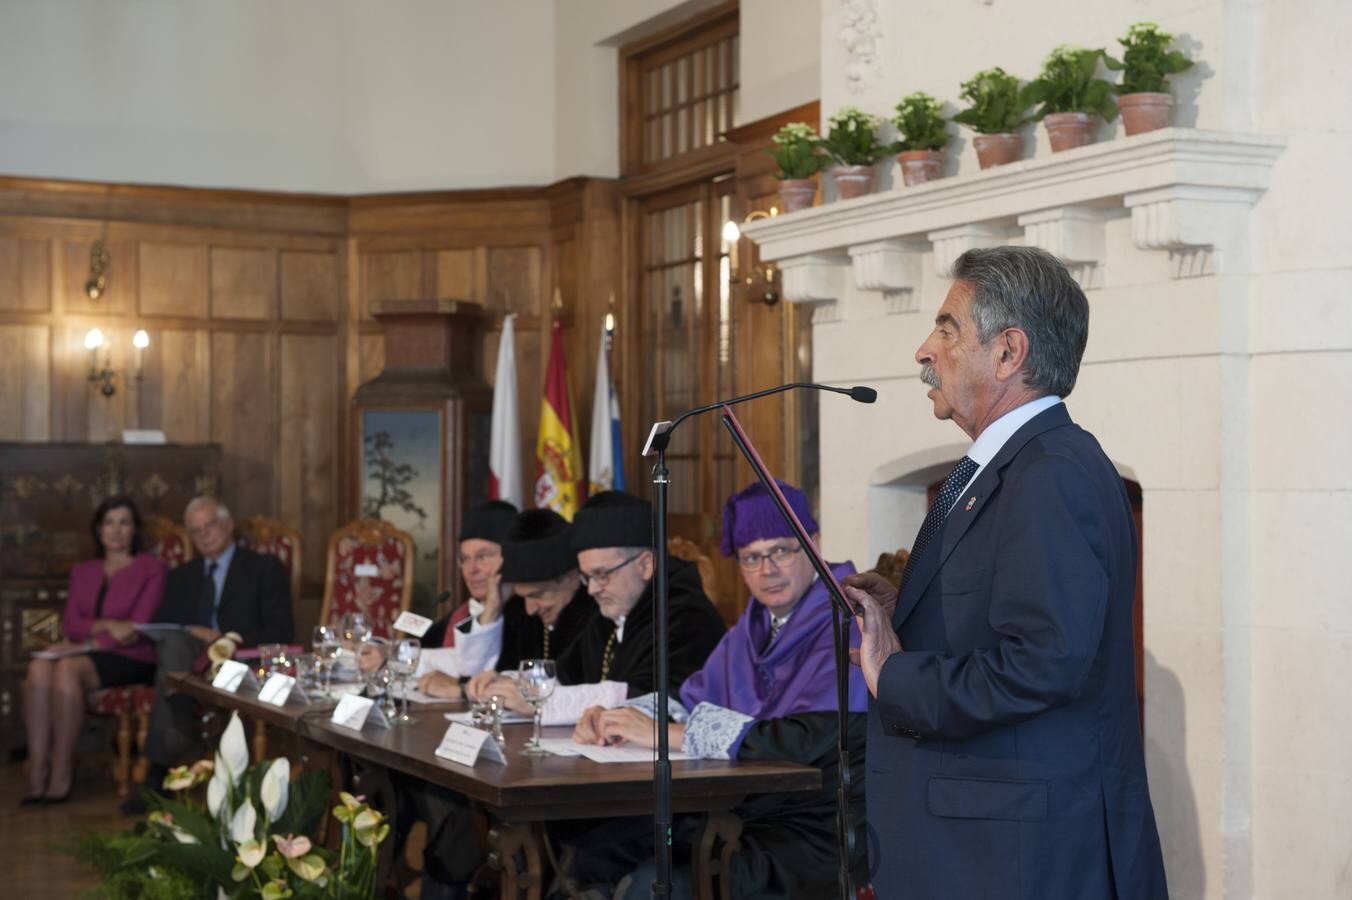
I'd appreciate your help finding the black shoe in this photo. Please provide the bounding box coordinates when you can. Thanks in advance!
[118,791,148,816]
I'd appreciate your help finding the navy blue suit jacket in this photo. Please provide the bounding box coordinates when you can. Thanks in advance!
[867,404,1167,899]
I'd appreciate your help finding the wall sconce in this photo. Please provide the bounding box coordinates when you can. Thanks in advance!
[85,241,110,300]
[84,327,149,398]
[723,208,781,306]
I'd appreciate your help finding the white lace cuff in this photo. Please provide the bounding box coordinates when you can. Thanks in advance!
[540,681,629,726]
[623,692,690,723]
[681,702,754,760]
[454,616,502,675]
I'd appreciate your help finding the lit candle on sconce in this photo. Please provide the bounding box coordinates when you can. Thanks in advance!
[84,328,105,373]
[132,329,149,381]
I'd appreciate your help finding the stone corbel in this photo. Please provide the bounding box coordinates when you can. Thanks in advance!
[778,253,849,324]
[928,224,1015,277]
[1018,206,1116,288]
[848,238,925,314]
[1124,185,1263,278]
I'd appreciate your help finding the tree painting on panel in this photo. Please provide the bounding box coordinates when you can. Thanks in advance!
[360,410,442,616]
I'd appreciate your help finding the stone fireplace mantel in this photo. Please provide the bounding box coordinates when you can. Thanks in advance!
[742,128,1285,306]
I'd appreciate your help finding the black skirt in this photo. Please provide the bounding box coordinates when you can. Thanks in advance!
[89,651,156,688]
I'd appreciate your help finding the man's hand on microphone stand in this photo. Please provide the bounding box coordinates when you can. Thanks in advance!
[843,572,902,698]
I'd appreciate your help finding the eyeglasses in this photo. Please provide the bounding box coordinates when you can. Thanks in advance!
[737,544,803,571]
[579,552,644,589]
[457,549,501,568]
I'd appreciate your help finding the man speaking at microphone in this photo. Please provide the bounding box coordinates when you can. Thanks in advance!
[844,246,1167,899]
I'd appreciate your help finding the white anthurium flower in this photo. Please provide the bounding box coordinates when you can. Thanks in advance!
[207,759,230,818]
[236,839,267,869]
[260,758,290,823]
[219,712,249,786]
[229,799,258,844]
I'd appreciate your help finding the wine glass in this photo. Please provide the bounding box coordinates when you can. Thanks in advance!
[517,659,557,756]
[341,611,372,648]
[390,637,421,724]
[311,625,339,698]
[365,662,397,720]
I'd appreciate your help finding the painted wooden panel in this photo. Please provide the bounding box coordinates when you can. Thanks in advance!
[279,333,338,589]
[210,331,275,516]
[0,324,50,439]
[139,241,208,318]
[280,250,339,322]
[210,246,277,320]
[486,246,541,314]
[0,237,51,312]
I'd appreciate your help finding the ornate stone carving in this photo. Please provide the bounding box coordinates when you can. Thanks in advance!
[1018,207,1117,287]
[839,0,883,96]
[779,253,849,304]
[928,224,1014,277]
[1124,185,1261,278]
[849,239,925,313]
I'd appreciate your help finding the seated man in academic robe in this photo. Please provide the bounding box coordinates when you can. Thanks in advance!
[565,480,870,900]
[470,490,726,723]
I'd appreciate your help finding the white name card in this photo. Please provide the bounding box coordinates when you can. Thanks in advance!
[330,693,389,731]
[212,659,258,693]
[434,722,507,766]
[392,610,433,637]
[258,673,308,707]
[354,563,380,577]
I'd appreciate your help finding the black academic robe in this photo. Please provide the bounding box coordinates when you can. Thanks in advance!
[556,558,725,696]
[493,585,597,672]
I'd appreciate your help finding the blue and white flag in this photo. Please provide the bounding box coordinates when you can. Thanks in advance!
[588,320,626,494]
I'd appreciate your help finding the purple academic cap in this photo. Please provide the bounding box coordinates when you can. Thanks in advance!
[719,479,817,557]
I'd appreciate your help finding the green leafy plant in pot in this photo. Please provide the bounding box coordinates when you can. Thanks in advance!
[817,106,896,200]
[1020,44,1118,152]
[1104,22,1194,135]
[892,92,950,186]
[951,67,1030,169]
[767,122,826,212]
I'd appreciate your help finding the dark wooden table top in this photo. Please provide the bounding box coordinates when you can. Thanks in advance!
[170,673,821,821]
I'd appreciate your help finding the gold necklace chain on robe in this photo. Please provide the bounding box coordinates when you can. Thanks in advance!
[600,630,618,680]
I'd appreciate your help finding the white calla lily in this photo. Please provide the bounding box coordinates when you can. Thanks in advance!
[207,760,229,818]
[260,757,290,823]
[230,799,258,844]
[219,712,249,786]
[236,838,267,869]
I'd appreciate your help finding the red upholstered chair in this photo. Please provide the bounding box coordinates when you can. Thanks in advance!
[319,518,415,639]
[89,515,192,796]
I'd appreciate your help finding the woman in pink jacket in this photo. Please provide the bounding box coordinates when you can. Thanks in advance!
[22,495,166,804]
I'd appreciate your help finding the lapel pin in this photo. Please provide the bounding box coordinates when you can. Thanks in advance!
[964,496,977,511]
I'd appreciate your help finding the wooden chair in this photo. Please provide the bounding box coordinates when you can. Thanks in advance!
[320,518,415,639]
[870,545,912,589]
[236,515,303,760]
[89,515,193,797]
[667,535,719,603]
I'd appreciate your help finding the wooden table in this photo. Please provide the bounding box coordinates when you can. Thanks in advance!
[170,674,820,898]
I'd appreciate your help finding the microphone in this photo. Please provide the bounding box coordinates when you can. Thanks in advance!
[644,382,877,455]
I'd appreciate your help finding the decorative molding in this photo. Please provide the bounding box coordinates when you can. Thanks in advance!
[779,253,849,304]
[839,0,883,96]
[848,238,924,293]
[742,130,1285,285]
[812,302,843,325]
[1018,206,1118,287]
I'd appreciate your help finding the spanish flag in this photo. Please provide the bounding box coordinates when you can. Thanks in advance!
[534,318,584,519]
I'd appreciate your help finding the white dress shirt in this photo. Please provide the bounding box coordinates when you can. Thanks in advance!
[952,395,1063,508]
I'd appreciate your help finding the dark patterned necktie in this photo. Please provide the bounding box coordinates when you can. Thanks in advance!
[198,561,219,628]
[899,456,979,593]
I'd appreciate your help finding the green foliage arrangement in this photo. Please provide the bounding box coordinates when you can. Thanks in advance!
[892,92,949,152]
[65,713,389,900]
[1020,45,1119,121]
[951,67,1029,135]
[1104,22,1194,94]
[817,106,898,166]
[767,122,826,180]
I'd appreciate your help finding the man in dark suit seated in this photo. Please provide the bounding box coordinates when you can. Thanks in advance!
[123,494,292,814]
[845,246,1168,898]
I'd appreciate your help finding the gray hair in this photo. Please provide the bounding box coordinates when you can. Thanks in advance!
[951,246,1089,398]
[184,495,231,524]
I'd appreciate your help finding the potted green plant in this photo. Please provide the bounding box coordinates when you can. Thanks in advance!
[1104,22,1194,135]
[817,106,895,200]
[767,122,826,212]
[1020,44,1119,152]
[892,92,949,186]
[951,67,1030,169]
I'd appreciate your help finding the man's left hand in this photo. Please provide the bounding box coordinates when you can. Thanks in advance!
[845,583,903,698]
[480,676,529,715]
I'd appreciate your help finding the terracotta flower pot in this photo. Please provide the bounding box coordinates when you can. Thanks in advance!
[832,164,874,200]
[972,133,1024,169]
[898,150,946,186]
[777,178,817,213]
[1043,112,1096,152]
[1118,92,1174,136]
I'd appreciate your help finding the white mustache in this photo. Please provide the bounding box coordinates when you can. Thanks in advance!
[920,364,941,388]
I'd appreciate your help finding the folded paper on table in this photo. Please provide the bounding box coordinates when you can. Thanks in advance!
[445,710,532,725]
[536,738,692,763]
[31,645,91,660]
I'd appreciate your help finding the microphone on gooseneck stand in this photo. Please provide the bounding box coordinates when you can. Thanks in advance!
[644,380,877,900]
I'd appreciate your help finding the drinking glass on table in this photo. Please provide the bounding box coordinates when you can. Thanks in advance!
[390,637,421,724]
[341,611,372,648]
[517,659,557,756]
[258,643,287,680]
[365,662,397,720]
[312,625,340,698]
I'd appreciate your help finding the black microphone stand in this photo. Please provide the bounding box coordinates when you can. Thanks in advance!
[644,382,875,900]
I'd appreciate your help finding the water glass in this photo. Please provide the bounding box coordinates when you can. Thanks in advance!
[518,659,557,756]
[391,637,421,724]
[258,643,287,679]
[341,611,372,648]
[312,625,340,697]
[293,653,317,691]
[365,664,397,719]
